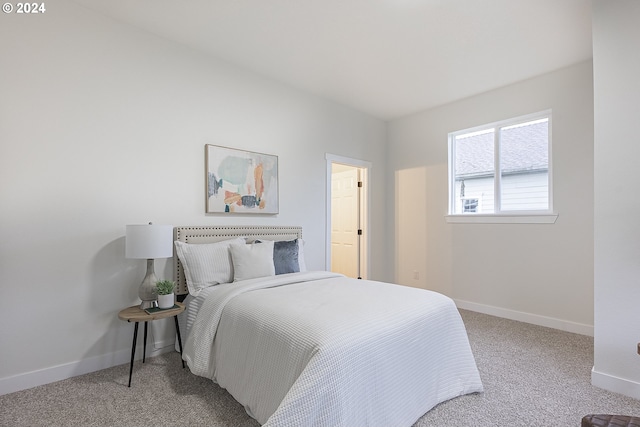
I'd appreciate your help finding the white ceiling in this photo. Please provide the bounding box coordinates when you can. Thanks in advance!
[71,0,593,120]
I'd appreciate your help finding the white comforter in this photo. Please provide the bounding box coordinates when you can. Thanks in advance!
[182,271,483,426]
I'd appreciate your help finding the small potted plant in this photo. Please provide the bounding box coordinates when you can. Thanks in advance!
[154,280,175,309]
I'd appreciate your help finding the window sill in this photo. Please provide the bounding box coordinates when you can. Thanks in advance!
[445,213,558,224]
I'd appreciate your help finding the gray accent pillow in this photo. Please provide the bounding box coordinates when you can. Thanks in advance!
[256,239,300,275]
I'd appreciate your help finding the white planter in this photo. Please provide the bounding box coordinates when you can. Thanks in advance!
[157,293,175,309]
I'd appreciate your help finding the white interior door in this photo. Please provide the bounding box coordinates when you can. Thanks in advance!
[331,166,360,278]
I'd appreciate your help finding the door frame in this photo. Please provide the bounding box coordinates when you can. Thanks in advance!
[325,153,371,279]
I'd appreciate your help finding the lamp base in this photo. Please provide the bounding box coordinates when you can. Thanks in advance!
[140,300,158,310]
[138,259,159,310]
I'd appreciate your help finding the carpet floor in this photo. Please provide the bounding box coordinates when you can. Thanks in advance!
[1,309,638,426]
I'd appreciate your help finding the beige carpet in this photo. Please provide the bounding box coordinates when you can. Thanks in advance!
[1,310,638,426]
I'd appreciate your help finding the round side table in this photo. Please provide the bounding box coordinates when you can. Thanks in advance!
[118,302,186,387]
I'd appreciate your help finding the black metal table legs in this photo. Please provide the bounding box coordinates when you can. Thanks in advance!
[127,322,139,387]
[127,319,184,387]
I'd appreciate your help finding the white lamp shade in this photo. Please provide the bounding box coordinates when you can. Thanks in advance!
[125,224,173,259]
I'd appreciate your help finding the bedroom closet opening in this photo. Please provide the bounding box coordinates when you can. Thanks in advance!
[326,155,370,280]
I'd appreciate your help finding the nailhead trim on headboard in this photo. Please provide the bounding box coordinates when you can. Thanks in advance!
[173,226,303,295]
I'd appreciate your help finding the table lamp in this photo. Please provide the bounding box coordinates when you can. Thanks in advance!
[125,222,173,309]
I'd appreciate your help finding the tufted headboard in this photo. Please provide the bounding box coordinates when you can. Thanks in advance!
[173,225,303,296]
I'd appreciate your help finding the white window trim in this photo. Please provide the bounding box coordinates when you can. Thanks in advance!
[447,109,556,223]
[445,213,558,224]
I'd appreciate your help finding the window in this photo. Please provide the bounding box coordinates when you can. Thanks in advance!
[448,111,552,216]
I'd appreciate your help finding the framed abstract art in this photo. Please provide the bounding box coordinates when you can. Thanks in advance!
[205,144,279,214]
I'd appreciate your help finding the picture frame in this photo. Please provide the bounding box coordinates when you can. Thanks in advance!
[205,144,279,214]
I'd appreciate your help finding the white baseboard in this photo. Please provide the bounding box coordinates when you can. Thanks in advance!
[0,302,595,396]
[0,339,175,396]
[454,299,594,336]
[592,368,640,400]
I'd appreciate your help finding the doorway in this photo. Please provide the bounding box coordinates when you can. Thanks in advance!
[325,154,370,279]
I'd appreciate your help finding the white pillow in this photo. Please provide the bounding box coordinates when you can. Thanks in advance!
[174,237,244,296]
[229,241,275,281]
[297,239,307,272]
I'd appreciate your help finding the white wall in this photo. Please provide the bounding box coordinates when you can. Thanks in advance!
[0,0,387,394]
[388,61,594,335]
[592,0,640,399]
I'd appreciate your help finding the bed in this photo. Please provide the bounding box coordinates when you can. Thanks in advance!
[174,225,483,427]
